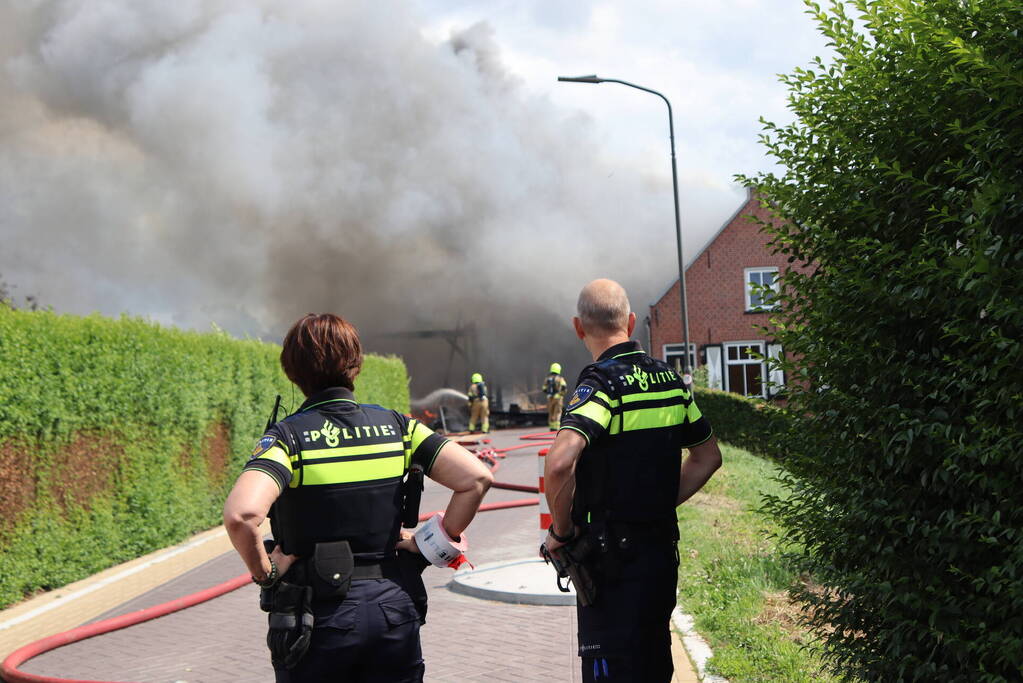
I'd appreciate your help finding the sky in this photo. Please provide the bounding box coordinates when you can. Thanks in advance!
[415,0,829,246]
[0,0,831,394]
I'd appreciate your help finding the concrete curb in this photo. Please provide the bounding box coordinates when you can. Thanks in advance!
[672,605,730,682]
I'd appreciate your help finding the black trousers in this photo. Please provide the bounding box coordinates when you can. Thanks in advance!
[577,540,679,683]
[274,578,424,683]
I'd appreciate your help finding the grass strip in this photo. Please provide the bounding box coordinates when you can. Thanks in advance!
[676,444,832,682]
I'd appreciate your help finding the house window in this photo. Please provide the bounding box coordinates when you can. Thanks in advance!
[663,343,696,374]
[744,267,779,311]
[724,341,766,398]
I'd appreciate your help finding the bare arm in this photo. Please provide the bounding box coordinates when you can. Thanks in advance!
[676,435,722,506]
[222,470,296,580]
[422,440,493,538]
[543,429,587,549]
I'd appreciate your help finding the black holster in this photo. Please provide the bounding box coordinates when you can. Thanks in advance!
[401,465,425,529]
[397,549,430,624]
[260,540,357,670]
[398,463,428,623]
[265,581,314,670]
[541,534,599,607]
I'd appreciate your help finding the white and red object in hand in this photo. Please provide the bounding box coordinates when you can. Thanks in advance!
[414,513,473,570]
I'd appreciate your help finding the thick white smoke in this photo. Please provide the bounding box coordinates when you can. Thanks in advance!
[0,1,678,395]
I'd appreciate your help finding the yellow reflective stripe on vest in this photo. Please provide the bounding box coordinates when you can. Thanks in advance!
[409,420,433,453]
[300,454,406,485]
[403,420,414,468]
[301,442,404,461]
[620,388,688,404]
[621,404,688,432]
[256,446,292,474]
[572,400,611,429]
[296,441,406,486]
[611,387,702,433]
[609,412,623,435]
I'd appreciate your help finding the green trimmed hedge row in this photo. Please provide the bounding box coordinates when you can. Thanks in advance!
[693,387,789,460]
[0,308,408,609]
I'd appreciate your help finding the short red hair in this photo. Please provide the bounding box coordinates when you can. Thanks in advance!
[280,314,363,396]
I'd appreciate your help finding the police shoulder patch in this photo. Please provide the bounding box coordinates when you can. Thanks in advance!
[250,435,276,459]
[566,384,595,411]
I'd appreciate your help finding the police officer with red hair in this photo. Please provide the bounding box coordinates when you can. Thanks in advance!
[224,313,492,682]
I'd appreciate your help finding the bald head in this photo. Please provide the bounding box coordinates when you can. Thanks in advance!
[576,279,632,335]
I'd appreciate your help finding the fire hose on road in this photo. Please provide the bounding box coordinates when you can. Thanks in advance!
[1,432,556,683]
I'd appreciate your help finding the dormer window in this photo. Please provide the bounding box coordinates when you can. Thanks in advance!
[745,267,779,311]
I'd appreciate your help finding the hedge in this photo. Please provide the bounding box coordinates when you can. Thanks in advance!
[739,1,1023,678]
[0,308,408,609]
[693,387,789,461]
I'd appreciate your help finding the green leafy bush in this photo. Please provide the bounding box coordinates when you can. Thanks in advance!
[740,1,1023,679]
[0,308,408,608]
[694,387,789,461]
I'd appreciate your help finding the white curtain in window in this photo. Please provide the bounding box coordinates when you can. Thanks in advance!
[767,343,785,395]
[704,345,723,390]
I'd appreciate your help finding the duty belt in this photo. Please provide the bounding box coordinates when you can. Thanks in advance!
[605,520,680,543]
[347,560,388,581]
[279,542,399,602]
[292,556,395,590]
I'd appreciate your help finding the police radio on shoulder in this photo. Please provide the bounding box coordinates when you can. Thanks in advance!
[414,513,469,568]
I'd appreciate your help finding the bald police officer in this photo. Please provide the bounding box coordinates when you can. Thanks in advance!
[543,279,722,682]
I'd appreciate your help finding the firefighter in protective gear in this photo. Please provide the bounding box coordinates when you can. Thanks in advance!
[543,280,722,683]
[223,313,493,682]
[466,372,489,433]
[543,362,568,431]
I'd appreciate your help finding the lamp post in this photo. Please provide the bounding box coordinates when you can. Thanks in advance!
[557,75,693,384]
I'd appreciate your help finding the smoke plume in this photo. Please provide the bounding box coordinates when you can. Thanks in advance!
[0,1,679,397]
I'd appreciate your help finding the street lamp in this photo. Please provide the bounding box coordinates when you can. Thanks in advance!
[557,75,693,384]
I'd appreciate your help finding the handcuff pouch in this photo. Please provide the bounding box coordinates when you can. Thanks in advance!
[309,540,354,600]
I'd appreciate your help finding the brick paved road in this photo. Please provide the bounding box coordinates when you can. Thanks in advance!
[21,428,577,682]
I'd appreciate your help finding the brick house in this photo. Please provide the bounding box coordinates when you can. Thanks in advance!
[647,188,802,398]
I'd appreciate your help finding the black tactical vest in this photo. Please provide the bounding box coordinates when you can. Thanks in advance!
[562,342,711,527]
[268,400,414,559]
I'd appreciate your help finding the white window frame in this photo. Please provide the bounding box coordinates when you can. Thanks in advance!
[723,340,767,398]
[663,343,696,374]
[744,267,780,312]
